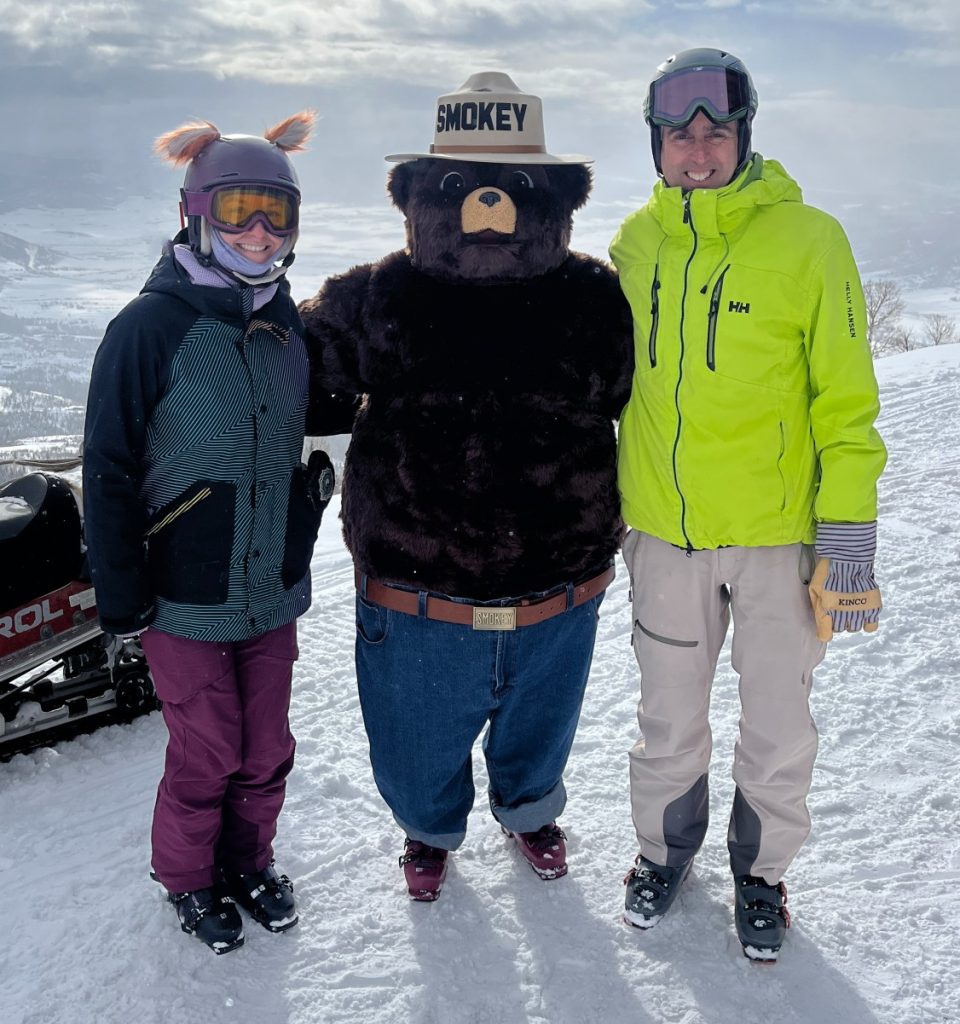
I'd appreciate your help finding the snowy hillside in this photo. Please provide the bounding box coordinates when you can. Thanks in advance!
[1,345,958,1024]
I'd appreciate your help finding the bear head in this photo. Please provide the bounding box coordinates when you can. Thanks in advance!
[387,158,592,284]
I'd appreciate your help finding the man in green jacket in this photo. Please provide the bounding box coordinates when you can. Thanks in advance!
[611,47,887,963]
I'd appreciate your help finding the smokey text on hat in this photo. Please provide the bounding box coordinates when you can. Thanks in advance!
[436,102,528,134]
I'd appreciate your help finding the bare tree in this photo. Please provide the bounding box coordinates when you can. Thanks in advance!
[863,279,906,357]
[888,325,917,354]
[921,313,958,347]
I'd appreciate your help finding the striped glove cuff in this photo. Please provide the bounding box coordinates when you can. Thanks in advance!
[815,521,877,562]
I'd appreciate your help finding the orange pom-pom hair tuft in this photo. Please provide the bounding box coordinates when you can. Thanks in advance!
[154,120,222,166]
[264,110,316,152]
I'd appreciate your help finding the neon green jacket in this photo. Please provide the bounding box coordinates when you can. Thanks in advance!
[610,155,886,549]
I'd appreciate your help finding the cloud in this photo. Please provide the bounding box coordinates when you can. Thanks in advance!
[0,0,956,246]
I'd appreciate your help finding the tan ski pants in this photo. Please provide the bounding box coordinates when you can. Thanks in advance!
[623,531,826,883]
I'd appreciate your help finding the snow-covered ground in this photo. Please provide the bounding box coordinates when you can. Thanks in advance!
[2,345,958,1024]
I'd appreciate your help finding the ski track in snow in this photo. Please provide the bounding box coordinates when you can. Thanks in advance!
[2,346,959,1024]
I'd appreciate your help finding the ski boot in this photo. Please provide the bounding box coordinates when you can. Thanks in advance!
[623,854,692,929]
[502,823,568,879]
[400,838,449,901]
[734,874,791,964]
[222,861,298,933]
[166,885,244,955]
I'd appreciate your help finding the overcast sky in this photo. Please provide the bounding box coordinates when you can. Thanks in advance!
[1,0,958,276]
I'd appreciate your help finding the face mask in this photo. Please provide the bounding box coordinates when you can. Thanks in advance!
[209,226,290,278]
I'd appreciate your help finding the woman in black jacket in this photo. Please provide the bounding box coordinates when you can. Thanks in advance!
[82,112,352,954]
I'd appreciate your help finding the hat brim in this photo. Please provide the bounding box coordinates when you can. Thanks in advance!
[384,151,593,165]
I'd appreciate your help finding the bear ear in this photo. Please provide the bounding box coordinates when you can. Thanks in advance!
[387,161,418,212]
[154,120,221,166]
[547,164,593,212]
[264,110,316,152]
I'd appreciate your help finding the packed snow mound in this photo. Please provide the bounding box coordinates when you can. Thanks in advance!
[1,345,958,1024]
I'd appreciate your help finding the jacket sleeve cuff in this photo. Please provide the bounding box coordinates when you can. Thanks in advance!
[815,521,877,562]
[98,604,156,638]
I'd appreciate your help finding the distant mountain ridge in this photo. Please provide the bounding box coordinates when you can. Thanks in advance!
[0,231,61,272]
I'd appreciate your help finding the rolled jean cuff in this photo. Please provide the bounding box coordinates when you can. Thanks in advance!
[815,520,877,561]
[393,814,465,852]
[489,780,567,834]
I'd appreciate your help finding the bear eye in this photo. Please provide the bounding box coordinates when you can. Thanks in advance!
[439,171,466,194]
[510,171,534,190]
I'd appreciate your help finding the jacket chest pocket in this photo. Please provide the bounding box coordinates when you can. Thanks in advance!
[706,266,730,371]
[703,269,796,385]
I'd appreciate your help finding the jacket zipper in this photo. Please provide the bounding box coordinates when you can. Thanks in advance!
[777,421,787,511]
[145,487,212,537]
[706,265,730,371]
[649,268,660,368]
[238,336,260,618]
[673,195,697,551]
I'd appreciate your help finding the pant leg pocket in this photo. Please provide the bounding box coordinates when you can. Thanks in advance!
[140,630,233,704]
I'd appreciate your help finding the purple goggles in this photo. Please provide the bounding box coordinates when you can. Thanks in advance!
[181,184,300,235]
[648,66,752,127]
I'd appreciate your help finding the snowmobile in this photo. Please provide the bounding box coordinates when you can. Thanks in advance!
[0,470,158,760]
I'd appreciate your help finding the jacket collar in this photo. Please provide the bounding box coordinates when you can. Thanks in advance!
[139,231,293,327]
[647,155,802,239]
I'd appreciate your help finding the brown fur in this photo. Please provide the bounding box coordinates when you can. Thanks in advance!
[299,157,635,598]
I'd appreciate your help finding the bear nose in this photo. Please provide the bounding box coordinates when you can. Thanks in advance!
[478,191,501,208]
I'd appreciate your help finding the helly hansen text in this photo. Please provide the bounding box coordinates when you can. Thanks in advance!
[845,281,857,337]
[437,103,528,133]
[728,300,750,314]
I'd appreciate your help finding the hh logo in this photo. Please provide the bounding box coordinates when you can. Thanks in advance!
[728,300,751,314]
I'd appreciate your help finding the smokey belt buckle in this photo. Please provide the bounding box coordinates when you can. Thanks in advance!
[356,566,615,631]
[472,607,517,631]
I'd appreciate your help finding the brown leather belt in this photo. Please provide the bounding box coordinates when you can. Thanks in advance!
[357,565,615,631]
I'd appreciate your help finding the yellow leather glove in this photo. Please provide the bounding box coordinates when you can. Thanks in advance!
[809,522,882,642]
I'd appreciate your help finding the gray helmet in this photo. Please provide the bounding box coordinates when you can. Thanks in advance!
[181,134,302,252]
[645,48,758,177]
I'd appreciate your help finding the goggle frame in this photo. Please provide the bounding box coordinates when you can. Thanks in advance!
[181,184,300,236]
[647,66,753,128]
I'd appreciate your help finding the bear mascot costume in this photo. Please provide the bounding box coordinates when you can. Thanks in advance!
[300,73,633,901]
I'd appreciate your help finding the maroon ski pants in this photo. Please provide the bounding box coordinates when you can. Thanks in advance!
[141,622,298,893]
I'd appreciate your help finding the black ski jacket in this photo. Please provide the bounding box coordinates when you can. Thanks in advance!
[83,240,354,640]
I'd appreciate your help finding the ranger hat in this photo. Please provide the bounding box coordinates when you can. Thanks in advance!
[386,72,592,165]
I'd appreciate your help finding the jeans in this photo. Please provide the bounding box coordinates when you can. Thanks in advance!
[355,579,603,849]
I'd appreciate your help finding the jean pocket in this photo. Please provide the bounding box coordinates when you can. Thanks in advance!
[356,594,389,645]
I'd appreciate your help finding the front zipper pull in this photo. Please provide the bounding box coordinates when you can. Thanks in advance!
[683,196,691,225]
